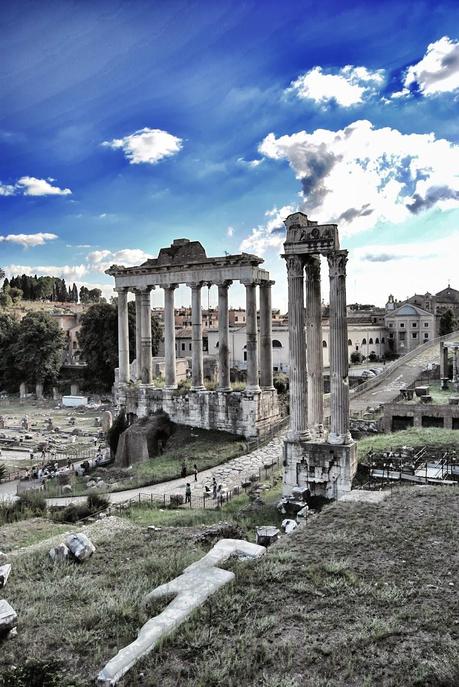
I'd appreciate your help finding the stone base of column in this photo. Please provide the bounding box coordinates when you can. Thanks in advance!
[328,431,353,446]
[286,428,312,443]
[217,386,232,393]
[245,384,261,395]
[191,384,206,392]
[282,438,357,500]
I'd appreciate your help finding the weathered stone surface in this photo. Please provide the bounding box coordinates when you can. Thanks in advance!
[101,410,113,433]
[296,505,309,518]
[115,413,173,467]
[62,484,72,493]
[97,539,265,686]
[49,543,70,562]
[65,533,95,562]
[0,600,17,635]
[255,526,279,547]
[281,519,298,534]
[0,564,11,588]
[277,497,306,516]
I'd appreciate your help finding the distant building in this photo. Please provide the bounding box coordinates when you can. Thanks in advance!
[384,303,435,355]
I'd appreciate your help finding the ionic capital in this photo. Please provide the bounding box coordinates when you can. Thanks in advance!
[327,250,348,278]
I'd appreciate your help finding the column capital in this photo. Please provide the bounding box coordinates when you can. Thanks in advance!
[215,279,233,288]
[162,283,178,291]
[260,279,275,288]
[327,250,348,278]
[304,255,321,280]
[114,286,129,294]
[186,281,204,290]
[283,254,304,276]
[240,279,258,287]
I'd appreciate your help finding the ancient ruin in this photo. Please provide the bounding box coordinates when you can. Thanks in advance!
[282,212,357,500]
[107,239,280,438]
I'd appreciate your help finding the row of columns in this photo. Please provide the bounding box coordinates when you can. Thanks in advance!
[285,250,352,445]
[116,280,274,392]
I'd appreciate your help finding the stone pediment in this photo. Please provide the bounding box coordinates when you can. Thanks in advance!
[283,212,339,255]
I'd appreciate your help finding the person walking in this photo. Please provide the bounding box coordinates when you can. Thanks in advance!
[193,463,198,482]
[185,483,192,505]
[181,460,187,478]
[212,477,217,499]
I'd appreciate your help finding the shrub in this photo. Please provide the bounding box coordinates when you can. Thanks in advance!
[273,372,289,394]
[87,492,109,512]
[17,490,47,515]
[350,351,364,364]
[0,463,7,482]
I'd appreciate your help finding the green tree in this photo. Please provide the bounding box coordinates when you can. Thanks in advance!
[439,309,456,336]
[11,312,65,386]
[78,301,161,390]
[0,292,12,309]
[9,287,23,303]
[0,313,19,390]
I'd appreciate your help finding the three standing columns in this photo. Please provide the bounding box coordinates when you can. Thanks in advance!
[116,288,130,384]
[285,256,310,441]
[305,257,324,437]
[163,285,177,388]
[259,281,274,390]
[244,282,260,393]
[217,281,232,391]
[327,250,352,445]
[189,282,205,390]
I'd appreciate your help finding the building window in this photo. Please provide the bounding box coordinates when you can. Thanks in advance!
[412,322,417,328]
[362,338,367,345]
[369,338,373,344]
[389,322,394,328]
[381,337,385,344]
[399,332,406,341]
[424,322,429,327]
[400,323,405,328]
[389,333,394,339]
[348,339,352,346]
[424,333,429,339]
[181,343,185,351]
[235,316,238,322]
[412,332,418,339]
[272,340,282,348]
[189,343,192,351]
[375,338,379,344]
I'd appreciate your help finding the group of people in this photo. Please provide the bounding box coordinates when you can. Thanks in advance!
[181,461,225,506]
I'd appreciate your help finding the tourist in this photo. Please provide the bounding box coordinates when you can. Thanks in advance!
[185,483,192,504]
[212,477,217,499]
[193,463,198,482]
[217,484,223,506]
[181,461,187,478]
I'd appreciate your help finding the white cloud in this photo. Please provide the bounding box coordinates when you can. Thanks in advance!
[287,65,384,107]
[102,127,183,165]
[4,264,88,281]
[0,232,58,247]
[254,120,459,239]
[226,226,234,238]
[240,205,296,254]
[400,36,459,96]
[0,177,71,196]
[87,247,153,273]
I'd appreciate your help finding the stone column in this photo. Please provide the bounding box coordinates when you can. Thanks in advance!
[140,288,153,385]
[189,282,205,390]
[163,285,177,389]
[327,250,352,445]
[135,290,142,380]
[305,256,324,437]
[259,280,274,390]
[116,287,130,384]
[453,346,459,384]
[244,281,260,393]
[284,255,310,441]
[217,280,232,391]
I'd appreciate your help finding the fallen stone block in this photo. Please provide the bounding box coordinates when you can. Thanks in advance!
[256,526,279,547]
[0,600,17,636]
[49,544,70,562]
[62,484,72,493]
[0,564,11,588]
[281,519,298,534]
[277,497,306,516]
[65,533,95,562]
[296,505,309,519]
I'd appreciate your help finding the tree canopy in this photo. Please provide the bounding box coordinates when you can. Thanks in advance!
[11,312,66,386]
[0,313,19,391]
[439,309,456,336]
[78,301,161,390]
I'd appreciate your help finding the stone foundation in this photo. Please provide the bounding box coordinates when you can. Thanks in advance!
[116,384,280,438]
[283,437,357,500]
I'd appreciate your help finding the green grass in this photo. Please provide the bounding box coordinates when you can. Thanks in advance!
[400,380,457,405]
[1,487,457,687]
[357,427,459,460]
[0,517,70,552]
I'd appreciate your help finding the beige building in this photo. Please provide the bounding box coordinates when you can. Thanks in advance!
[384,303,435,355]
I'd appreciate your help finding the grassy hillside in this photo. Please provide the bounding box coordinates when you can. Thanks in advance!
[1,486,457,686]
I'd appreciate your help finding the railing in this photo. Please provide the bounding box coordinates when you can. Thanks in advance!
[350,329,459,399]
[245,416,289,452]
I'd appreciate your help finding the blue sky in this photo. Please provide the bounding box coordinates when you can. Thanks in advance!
[1,0,459,310]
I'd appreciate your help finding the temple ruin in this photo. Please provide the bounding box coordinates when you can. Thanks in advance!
[282,212,357,499]
[107,239,280,437]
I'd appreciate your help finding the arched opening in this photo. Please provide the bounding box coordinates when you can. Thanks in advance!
[348,339,352,346]
[322,340,327,348]
[272,340,282,348]
[362,338,367,345]
[375,337,379,344]
[369,338,373,344]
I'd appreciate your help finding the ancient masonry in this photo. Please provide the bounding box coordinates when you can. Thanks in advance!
[107,239,280,437]
[282,212,357,499]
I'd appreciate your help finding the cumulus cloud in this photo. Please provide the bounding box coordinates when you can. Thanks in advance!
[102,127,183,165]
[0,177,71,196]
[4,264,88,281]
[0,232,58,247]
[255,120,459,237]
[87,248,153,272]
[287,65,384,107]
[226,226,234,238]
[240,205,296,254]
[400,36,459,96]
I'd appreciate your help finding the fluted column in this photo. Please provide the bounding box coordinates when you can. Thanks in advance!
[163,285,177,389]
[305,256,324,437]
[260,280,274,390]
[134,290,142,380]
[244,282,260,393]
[285,255,310,441]
[189,282,205,390]
[441,343,449,379]
[140,287,153,385]
[217,280,232,391]
[116,287,130,384]
[453,346,459,384]
[327,250,352,445]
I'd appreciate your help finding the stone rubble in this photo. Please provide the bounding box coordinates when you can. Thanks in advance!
[0,599,17,636]
[0,564,11,588]
[65,533,96,562]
